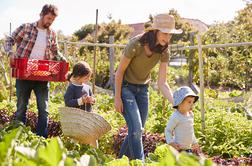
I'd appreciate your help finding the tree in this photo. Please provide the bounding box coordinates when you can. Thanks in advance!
[201,1,252,90]
[74,24,95,41]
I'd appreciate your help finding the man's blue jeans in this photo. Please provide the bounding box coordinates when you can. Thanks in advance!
[119,81,149,160]
[15,79,49,137]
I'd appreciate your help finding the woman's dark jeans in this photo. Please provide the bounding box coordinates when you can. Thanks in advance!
[119,81,149,160]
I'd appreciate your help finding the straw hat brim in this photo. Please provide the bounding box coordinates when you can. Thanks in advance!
[153,27,183,34]
[59,107,111,145]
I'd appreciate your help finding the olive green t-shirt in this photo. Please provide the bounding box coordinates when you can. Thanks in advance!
[123,35,169,84]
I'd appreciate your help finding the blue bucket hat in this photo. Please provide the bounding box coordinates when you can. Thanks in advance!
[173,86,199,108]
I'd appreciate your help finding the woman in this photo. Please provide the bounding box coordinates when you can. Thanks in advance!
[114,13,182,160]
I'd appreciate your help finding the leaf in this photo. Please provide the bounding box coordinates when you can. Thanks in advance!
[178,152,201,166]
[204,159,213,166]
[158,155,176,166]
[15,146,36,158]
[78,155,97,166]
[105,156,129,166]
[0,127,22,165]
[129,159,143,166]
[37,137,64,166]
[62,157,75,166]
[154,144,177,161]
[14,152,37,166]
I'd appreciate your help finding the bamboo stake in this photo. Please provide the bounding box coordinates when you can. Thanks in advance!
[9,22,12,102]
[92,9,98,94]
[197,34,205,132]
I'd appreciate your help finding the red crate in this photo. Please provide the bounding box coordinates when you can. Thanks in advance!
[11,58,69,82]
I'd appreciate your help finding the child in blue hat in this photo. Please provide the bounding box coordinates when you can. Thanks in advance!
[165,86,201,154]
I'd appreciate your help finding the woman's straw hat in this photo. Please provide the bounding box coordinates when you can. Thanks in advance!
[59,107,111,147]
[151,13,182,34]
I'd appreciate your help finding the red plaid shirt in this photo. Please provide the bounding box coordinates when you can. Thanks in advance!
[5,22,63,60]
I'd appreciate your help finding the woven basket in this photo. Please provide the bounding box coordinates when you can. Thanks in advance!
[59,107,111,146]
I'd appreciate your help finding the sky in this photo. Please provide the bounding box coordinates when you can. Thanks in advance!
[0,0,247,38]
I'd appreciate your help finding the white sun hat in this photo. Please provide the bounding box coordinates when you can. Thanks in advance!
[173,86,199,108]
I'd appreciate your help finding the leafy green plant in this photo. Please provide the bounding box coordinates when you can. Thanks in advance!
[195,108,252,158]
[0,127,22,165]
[229,90,243,97]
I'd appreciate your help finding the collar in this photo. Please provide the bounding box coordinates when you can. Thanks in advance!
[32,21,51,32]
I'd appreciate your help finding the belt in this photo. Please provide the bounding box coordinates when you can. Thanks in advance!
[123,80,148,87]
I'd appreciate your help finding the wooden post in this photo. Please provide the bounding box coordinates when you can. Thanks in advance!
[92,9,98,94]
[0,48,9,85]
[188,32,194,87]
[197,34,205,132]
[108,35,114,89]
[64,41,67,58]
[9,22,12,102]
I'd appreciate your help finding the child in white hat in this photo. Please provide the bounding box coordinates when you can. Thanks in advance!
[165,86,201,154]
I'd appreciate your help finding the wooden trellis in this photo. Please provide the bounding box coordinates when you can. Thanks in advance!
[59,38,252,132]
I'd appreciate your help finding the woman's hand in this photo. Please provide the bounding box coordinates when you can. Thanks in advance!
[114,56,131,114]
[157,62,173,104]
[114,97,123,113]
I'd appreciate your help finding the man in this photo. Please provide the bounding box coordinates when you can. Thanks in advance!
[4,4,65,137]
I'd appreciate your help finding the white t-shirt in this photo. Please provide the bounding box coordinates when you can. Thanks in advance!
[165,110,198,149]
[29,28,47,60]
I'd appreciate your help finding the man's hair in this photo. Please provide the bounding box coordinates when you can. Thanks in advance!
[40,4,58,17]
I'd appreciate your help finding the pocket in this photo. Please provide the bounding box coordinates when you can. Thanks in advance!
[20,33,30,48]
[122,81,128,88]
[144,86,149,93]
[23,34,29,40]
[121,86,132,99]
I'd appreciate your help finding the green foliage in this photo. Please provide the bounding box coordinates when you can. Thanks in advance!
[36,138,64,165]
[94,93,125,155]
[0,124,103,166]
[94,93,114,112]
[0,87,252,164]
[98,20,132,43]
[105,156,130,166]
[74,24,95,40]
[195,108,252,158]
[168,9,197,43]
[228,90,242,97]
[202,2,252,89]
[74,20,132,44]
[0,83,8,102]
[146,88,173,133]
[205,89,218,99]
[146,145,212,166]
[0,127,22,165]
[0,100,16,114]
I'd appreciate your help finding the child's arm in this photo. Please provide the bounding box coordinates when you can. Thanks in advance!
[64,86,81,107]
[168,142,182,151]
[192,143,201,154]
[165,114,181,150]
[192,132,197,145]
[86,88,95,104]
[192,132,201,154]
[82,87,95,104]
